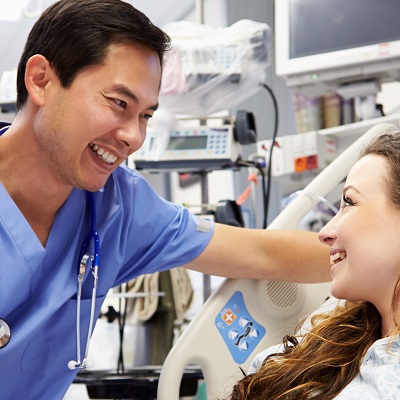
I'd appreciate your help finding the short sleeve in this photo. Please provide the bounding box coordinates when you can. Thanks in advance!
[93,166,215,288]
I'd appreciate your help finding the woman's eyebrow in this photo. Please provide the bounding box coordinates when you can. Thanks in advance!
[343,185,361,196]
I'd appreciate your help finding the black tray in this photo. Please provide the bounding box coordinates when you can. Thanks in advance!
[74,366,203,400]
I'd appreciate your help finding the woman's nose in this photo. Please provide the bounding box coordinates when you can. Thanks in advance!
[318,217,337,246]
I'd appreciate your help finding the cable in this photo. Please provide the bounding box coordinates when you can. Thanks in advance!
[117,285,128,373]
[285,190,339,215]
[260,82,279,228]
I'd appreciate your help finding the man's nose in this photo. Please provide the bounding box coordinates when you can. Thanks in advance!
[117,122,144,150]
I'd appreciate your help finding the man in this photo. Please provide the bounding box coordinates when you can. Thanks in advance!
[0,1,329,398]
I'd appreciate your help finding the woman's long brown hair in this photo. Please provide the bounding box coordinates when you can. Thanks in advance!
[231,301,381,399]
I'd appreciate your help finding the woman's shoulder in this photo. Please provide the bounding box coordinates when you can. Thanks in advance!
[247,343,285,374]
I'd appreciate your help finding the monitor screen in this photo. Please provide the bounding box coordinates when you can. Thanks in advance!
[167,136,208,151]
[276,0,400,95]
[289,0,400,59]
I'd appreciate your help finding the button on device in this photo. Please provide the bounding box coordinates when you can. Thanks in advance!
[229,330,239,340]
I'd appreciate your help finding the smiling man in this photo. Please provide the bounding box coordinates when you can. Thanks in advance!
[0,1,329,398]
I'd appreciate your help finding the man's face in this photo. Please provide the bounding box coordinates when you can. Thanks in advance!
[34,42,161,192]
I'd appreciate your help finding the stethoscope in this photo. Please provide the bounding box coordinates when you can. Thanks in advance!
[68,191,100,371]
[0,318,11,349]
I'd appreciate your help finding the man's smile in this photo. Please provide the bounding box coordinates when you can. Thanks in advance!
[89,143,118,164]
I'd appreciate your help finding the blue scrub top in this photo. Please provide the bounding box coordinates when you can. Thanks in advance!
[0,124,214,399]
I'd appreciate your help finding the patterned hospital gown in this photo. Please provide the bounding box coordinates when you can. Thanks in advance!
[248,335,400,399]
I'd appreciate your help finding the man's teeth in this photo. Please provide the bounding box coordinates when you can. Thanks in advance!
[90,144,117,163]
[330,252,347,266]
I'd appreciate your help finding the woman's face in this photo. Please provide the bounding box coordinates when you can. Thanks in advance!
[318,154,400,327]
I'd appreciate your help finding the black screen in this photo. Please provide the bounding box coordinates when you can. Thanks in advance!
[289,0,400,59]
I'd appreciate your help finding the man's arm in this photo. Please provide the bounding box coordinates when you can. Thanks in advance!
[184,223,331,283]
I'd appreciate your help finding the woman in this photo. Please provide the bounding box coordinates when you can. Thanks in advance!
[231,129,400,399]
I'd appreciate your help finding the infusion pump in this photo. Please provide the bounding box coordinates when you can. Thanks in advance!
[128,124,241,172]
[128,111,257,171]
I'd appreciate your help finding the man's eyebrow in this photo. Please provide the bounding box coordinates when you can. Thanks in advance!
[110,84,159,111]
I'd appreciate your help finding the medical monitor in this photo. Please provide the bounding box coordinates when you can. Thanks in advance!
[275,0,400,97]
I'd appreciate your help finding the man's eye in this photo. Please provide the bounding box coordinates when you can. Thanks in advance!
[114,99,127,109]
[141,113,153,121]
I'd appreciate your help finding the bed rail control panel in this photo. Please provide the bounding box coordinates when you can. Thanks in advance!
[215,291,266,364]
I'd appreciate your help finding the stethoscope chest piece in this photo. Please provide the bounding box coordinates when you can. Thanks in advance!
[0,318,11,349]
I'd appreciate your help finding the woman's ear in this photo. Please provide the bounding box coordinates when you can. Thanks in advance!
[24,54,55,106]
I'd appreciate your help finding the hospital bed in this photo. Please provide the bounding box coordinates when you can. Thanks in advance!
[157,122,396,400]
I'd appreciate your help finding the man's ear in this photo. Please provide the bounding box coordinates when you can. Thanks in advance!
[24,54,56,106]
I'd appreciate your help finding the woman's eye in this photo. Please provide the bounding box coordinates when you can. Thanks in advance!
[341,195,354,208]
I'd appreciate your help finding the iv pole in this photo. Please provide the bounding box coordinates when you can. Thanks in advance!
[194,0,212,303]
[196,0,204,25]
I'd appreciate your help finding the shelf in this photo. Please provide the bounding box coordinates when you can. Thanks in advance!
[316,113,400,139]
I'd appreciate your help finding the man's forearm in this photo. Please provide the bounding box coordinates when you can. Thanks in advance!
[186,224,331,283]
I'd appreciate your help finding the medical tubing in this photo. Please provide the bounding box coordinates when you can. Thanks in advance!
[76,192,95,275]
[77,232,91,274]
[88,192,96,238]
[76,280,83,365]
[85,265,98,362]
[260,82,279,228]
[256,162,267,228]
[286,190,339,215]
[84,192,100,362]
[92,231,100,277]
[87,191,100,270]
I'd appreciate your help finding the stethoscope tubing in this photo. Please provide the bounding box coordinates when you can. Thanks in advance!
[72,191,100,370]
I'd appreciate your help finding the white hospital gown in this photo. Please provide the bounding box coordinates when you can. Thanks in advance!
[248,335,400,399]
